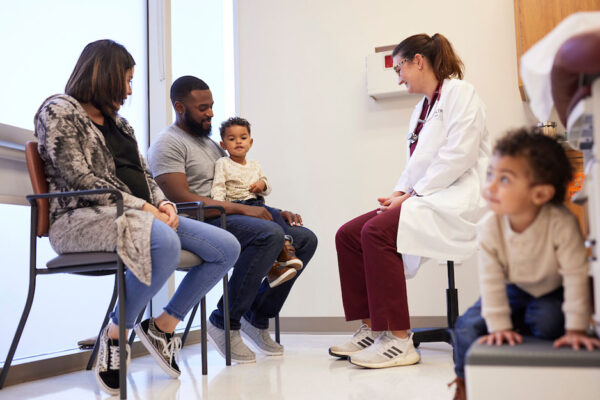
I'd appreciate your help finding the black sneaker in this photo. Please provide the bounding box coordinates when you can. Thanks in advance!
[94,326,130,395]
[134,318,181,378]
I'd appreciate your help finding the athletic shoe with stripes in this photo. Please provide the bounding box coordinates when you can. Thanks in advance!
[328,323,378,358]
[348,331,420,369]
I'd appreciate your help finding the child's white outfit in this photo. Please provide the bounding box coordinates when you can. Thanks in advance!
[211,157,271,201]
[210,156,302,288]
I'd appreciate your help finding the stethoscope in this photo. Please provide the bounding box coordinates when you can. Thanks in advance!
[408,84,443,145]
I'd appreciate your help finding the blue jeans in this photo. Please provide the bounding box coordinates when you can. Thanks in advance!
[236,198,292,237]
[207,214,318,330]
[452,284,564,378]
[111,216,240,328]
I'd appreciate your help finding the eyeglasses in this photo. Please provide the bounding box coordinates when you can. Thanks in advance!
[393,59,409,74]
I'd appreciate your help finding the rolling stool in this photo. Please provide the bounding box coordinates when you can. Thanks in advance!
[412,260,459,347]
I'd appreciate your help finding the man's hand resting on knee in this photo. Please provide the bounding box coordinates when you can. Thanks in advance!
[234,203,273,221]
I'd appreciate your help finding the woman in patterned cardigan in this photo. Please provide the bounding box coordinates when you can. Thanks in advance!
[34,39,240,395]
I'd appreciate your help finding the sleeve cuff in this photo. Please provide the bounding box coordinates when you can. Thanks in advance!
[158,200,177,212]
[565,314,590,332]
[485,315,513,333]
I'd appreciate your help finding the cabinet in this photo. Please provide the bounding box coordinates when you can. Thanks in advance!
[513,0,600,101]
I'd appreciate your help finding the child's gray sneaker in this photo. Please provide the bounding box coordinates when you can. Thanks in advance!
[348,331,420,369]
[328,323,378,358]
[240,317,284,356]
[207,320,256,364]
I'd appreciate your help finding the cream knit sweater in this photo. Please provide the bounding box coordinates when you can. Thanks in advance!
[478,204,590,332]
[211,157,271,201]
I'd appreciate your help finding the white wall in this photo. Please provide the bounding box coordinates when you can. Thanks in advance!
[237,0,537,318]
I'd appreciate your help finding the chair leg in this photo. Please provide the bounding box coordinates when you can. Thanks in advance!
[446,260,458,329]
[201,297,208,375]
[446,261,459,329]
[117,258,127,400]
[0,274,37,389]
[87,277,119,370]
[223,274,231,366]
[412,260,459,347]
[128,306,147,346]
[275,314,281,344]
[181,303,199,347]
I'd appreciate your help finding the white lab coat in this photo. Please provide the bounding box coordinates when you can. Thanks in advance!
[394,79,491,278]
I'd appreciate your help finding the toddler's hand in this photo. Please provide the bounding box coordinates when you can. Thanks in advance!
[477,330,522,346]
[553,330,600,351]
[249,180,266,194]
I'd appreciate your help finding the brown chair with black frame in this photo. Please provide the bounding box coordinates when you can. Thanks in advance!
[0,141,129,399]
[412,260,459,348]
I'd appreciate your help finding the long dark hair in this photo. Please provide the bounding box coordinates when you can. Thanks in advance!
[65,39,135,116]
[392,33,464,81]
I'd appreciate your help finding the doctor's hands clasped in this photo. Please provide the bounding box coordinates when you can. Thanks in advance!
[377,191,410,213]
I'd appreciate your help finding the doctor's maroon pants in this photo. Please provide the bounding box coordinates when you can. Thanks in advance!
[335,207,410,331]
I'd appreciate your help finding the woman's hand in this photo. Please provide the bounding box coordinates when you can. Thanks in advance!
[553,330,600,351]
[142,203,170,226]
[158,201,179,230]
[477,330,523,346]
[378,192,410,212]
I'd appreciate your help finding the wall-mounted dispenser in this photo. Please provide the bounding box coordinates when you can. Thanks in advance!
[366,45,409,100]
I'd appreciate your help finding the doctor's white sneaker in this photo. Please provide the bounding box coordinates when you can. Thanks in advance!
[348,331,420,369]
[328,323,379,358]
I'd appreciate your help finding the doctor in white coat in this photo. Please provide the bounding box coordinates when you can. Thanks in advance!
[330,33,490,369]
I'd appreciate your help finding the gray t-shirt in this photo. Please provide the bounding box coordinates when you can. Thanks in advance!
[148,124,226,197]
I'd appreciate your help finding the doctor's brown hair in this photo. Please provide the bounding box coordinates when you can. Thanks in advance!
[392,33,464,82]
[65,39,135,116]
[494,127,573,204]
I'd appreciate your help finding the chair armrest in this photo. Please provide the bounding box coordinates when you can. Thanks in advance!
[202,205,227,229]
[26,188,124,217]
[175,201,205,221]
[174,202,226,229]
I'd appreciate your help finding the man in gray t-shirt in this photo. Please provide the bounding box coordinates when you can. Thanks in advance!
[148,123,225,197]
[148,76,317,364]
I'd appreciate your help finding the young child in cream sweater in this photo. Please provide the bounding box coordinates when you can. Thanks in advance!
[211,117,302,288]
[449,128,600,400]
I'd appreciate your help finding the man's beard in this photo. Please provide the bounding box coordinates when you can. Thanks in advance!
[183,109,212,137]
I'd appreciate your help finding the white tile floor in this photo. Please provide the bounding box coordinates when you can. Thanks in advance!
[0,334,457,400]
